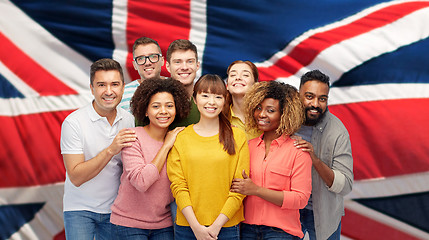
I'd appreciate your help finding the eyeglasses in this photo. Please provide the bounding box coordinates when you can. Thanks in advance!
[134,54,162,65]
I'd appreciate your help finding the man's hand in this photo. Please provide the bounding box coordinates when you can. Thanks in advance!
[294,139,317,162]
[107,128,136,155]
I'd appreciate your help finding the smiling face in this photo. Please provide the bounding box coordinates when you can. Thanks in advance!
[227,63,256,96]
[133,43,164,81]
[299,80,329,126]
[90,70,124,117]
[253,98,281,135]
[146,92,176,129]
[166,49,200,87]
[194,91,225,120]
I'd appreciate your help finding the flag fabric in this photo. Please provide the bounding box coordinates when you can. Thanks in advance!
[1,0,429,239]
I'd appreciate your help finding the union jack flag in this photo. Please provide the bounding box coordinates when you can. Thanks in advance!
[1,0,428,239]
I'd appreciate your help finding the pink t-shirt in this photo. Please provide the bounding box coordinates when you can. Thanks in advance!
[110,127,174,229]
[243,134,312,238]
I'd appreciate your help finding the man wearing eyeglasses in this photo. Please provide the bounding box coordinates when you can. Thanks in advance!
[118,37,165,113]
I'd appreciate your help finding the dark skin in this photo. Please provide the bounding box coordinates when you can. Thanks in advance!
[294,138,334,188]
[230,98,284,207]
[294,80,334,187]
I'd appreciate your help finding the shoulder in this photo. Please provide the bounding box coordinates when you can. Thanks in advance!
[232,127,247,142]
[176,125,195,138]
[323,112,349,134]
[124,80,140,89]
[63,104,89,125]
[248,136,261,148]
[118,107,135,125]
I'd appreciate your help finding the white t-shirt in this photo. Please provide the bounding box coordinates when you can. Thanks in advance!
[60,102,135,213]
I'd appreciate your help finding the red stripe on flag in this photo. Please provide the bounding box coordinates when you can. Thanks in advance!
[330,98,429,180]
[342,207,421,240]
[258,2,429,80]
[126,0,192,80]
[0,33,78,96]
[0,111,72,187]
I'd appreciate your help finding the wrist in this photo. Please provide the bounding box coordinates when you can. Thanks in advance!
[105,146,116,157]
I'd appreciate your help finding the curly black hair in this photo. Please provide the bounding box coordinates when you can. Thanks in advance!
[130,77,191,125]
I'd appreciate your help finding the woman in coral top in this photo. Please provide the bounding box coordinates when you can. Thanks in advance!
[110,77,190,240]
[167,74,249,240]
[231,81,312,239]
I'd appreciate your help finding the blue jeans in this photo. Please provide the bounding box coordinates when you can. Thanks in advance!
[112,224,173,240]
[170,200,177,224]
[175,223,240,240]
[299,208,341,240]
[63,210,113,240]
[240,223,300,240]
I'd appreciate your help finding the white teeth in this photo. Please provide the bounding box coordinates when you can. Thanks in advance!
[144,68,154,72]
[309,110,318,113]
[104,97,114,101]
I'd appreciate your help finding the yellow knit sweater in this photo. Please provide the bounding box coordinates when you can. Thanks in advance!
[167,125,249,227]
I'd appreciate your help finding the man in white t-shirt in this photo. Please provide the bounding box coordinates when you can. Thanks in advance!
[60,58,136,240]
[118,37,165,113]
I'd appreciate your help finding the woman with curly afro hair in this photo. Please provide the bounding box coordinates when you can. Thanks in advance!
[231,81,312,240]
[110,77,190,239]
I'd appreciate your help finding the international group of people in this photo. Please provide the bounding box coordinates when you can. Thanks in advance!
[60,37,354,240]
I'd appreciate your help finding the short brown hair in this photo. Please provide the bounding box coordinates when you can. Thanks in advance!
[90,58,124,85]
[166,39,198,63]
[132,37,162,57]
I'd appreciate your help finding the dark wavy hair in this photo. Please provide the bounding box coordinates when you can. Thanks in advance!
[193,74,236,155]
[130,77,191,125]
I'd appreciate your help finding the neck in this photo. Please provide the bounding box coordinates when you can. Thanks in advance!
[185,85,194,97]
[263,130,281,144]
[231,95,245,122]
[93,101,117,126]
[194,116,220,136]
[144,124,168,142]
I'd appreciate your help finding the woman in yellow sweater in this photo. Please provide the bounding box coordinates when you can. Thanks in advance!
[167,74,249,240]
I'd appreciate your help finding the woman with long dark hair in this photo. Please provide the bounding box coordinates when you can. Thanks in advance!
[167,74,249,240]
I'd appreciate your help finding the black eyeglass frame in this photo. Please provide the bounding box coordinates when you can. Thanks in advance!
[133,53,162,65]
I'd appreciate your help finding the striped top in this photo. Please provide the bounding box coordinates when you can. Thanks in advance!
[119,80,140,113]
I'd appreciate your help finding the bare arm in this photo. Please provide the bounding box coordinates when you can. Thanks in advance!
[207,214,230,239]
[63,128,136,187]
[294,139,334,187]
[181,206,216,240]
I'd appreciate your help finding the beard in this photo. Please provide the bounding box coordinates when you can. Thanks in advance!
[304,106,326,126]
